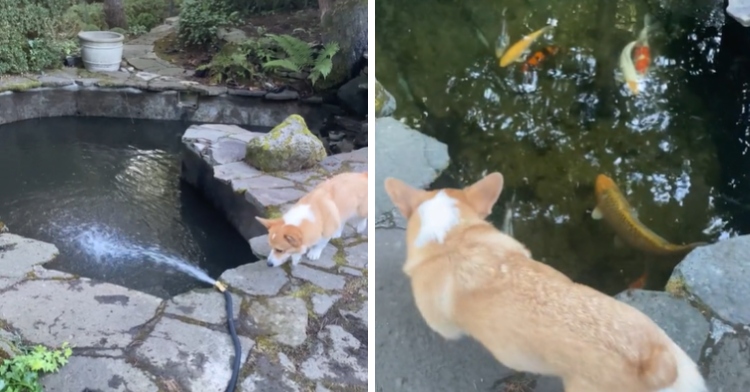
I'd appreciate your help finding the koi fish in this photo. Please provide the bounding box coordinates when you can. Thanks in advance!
[499,25,552,67]
[632,14,653,75]
[591,174,708,256]
[628,271,647,290]
[618,40,641,94]
[521,45,560,72]
[495,8,510,59]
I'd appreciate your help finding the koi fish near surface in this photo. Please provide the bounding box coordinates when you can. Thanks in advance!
[628,271,647,291]
[495,7,510,59]
[521,45,560,72]
[632,14,653,75]
[618,40,641,95]
[499,25,552,67]
[591,174,708,256]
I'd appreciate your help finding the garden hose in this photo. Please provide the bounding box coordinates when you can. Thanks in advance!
[215,281,242,392]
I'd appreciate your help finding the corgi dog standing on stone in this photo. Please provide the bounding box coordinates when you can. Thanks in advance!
[383,172,708,392]
[257,171,368,267]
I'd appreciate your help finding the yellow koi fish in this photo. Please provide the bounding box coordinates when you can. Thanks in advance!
[591,174,708,256]
[499,25,551,67]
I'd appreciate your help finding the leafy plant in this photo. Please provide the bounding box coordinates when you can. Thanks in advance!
[124,0,168,33]
[261,34,340,86]
[177,0,238,48]
[0,341,72,392]
[196,43,257,84]
[59,2,107,37]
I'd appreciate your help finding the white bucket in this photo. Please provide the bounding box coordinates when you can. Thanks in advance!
[78,31,125,72]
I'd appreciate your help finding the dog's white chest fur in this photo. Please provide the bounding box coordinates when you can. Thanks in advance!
[415,191,460,248]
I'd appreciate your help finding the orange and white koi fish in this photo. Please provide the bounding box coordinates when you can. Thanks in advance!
[632,14,653,75]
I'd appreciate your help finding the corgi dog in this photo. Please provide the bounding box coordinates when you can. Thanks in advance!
[383,173,708,392]
[256,171,368,267]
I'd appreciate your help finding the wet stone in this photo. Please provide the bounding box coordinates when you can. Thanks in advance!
[0,234,59,279]
[75,78,99,87]
[240,354,302,391]
[705,334,750,390]
[311,294,340,316]
[249,235,271,259]
[241,175,296,189]
[615,289,709,361]
[42,356,159,392]
[213,161,264,184]
[38,75,75,87]
[291,265,346,291]
[339,266,362,276]
[300,326,367,384]
[147,79,187,91]
[0,279,161,348]
[188,84,227,96]
[340,301,368,327]
[228,88,267,97]
[246,187,306,208]
[246,296,308,347]
[220,261,288,296]
[135,317,254,392]
[264,89,300,100]
[669,235,750,325]
[210,138,247,165]
[30,265,74,279]
[344,242,367,268]
[165,289,241,325]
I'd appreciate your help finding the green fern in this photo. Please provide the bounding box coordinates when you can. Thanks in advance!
[263,33,313,70]
[309,42,339,86]
[261,59,301,73]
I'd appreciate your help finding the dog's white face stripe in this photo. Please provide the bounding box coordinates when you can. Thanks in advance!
[414,191,460,248]
[283,204,314,225]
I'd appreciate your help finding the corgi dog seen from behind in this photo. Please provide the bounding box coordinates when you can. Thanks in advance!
[383,172,708,392]
[257,171,368,267]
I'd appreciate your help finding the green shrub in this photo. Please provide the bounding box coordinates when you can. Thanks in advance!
[59,2,107,36]
[125,0,167,32]
[177,0,238,48]
[262,34,340,86]
[220,0,315,16]
[0,0,77,74]
[0,340,72,392]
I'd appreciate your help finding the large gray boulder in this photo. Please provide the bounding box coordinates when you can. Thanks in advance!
[245,114,326,172]
[319,0,367,89]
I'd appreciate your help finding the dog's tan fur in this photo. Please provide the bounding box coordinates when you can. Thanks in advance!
[257,171,368,267]
[384,172,707,392]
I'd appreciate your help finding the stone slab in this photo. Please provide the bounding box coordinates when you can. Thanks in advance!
[42,356,159,391]
[727,0,750,27]
[704,334,750,390]
[0,279,161,348]
[311,294,340,316]
[300,325,367,385]
[220,261,288,296]
[615,289,709,361]
[135,317,254,392]
[213,161,264,184]
[375,117,450,219]
[246,296,308,347]
[165,289,241,325]
[344,242,367,268]
[670,235,750,325]
[0,234,59,279]
[291,265,346,291]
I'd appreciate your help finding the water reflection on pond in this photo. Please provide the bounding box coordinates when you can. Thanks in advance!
[376,0,750,294]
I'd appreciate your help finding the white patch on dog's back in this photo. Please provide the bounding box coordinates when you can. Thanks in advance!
[283,204,314,226]
[415,191,460,248]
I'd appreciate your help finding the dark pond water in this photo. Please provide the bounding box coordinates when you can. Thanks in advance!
[0,117,260,298]
[376,0,750,294]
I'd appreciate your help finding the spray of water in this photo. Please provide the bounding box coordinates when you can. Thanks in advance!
[72,225,216,285]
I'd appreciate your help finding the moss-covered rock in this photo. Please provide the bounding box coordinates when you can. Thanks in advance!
[0,220,8,233]
[375,79,396,118]
[245,114,326,172]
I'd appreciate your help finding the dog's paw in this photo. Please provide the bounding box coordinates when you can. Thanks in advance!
[356,218,367,234]
[307,247,323,260]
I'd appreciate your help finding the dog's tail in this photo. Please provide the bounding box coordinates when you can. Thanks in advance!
[640,341,708,392]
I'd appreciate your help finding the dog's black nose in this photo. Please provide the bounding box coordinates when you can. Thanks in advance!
[266,260,274,267]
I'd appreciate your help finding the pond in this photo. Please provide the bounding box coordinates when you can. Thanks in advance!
[0,117,260,298]
[375,0,750,294]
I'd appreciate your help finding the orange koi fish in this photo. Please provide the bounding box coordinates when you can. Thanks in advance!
[632,15,653,75]
[521,45,560,72]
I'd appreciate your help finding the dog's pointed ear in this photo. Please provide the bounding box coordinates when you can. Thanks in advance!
[256,217,280,229]
[464,172,504,218]
[283,233,301,247]
[384,177,424,219]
